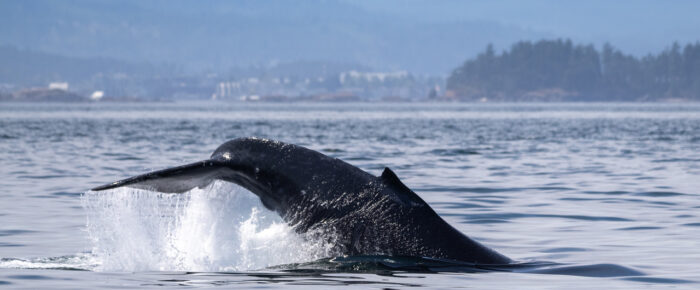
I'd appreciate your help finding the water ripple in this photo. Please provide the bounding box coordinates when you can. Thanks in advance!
[0,230,36,237]
[454,213,632,222]
[1,103,699,288]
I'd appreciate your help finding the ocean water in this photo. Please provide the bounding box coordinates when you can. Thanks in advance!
[0,102,698,289]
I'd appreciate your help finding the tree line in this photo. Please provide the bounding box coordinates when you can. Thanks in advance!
[446,39,700,101]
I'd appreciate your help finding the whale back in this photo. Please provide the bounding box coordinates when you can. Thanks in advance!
[210,138,384,217]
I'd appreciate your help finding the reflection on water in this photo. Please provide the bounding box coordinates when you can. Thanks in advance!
[0,102,699,288]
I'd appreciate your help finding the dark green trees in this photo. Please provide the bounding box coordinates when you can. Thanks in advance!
[447,39,700,101]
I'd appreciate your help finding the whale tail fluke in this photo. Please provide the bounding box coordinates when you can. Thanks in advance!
[91,160,228,193]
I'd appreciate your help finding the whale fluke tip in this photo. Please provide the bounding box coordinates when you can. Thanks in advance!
[90,160,226,193]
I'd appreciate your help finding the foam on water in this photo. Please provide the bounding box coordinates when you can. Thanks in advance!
[80,181,335,272]
[0,254,98,271]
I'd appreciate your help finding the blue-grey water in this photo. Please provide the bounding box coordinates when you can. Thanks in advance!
[0,102,699,289]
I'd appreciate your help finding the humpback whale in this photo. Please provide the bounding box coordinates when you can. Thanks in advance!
[92,137,510,265]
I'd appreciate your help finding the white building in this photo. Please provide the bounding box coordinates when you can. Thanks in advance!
[49,82,69,90]
[90,91,104,101]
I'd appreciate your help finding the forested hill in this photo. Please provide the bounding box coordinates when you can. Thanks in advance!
[0,45,165,87]
[446,40,700,101]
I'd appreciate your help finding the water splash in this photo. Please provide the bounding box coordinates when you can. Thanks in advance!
[81,181,335,272]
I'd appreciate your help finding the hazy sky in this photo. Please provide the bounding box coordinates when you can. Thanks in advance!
[2,0,699,74]
[354,0,700,55]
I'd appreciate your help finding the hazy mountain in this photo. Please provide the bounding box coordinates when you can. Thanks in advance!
[0,45,163,87]
[352,0,700,57]
[0,0,548,74]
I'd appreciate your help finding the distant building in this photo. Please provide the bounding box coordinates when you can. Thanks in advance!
[339,70,408,84]
[90,91,104,101]
[211,69,439,101]
[49,82,69,90]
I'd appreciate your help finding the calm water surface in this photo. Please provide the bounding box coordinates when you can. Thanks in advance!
[0,102,699,289]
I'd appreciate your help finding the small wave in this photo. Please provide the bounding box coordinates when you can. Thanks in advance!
[522,263,644,278]
[271,255,650,279]
[538,247,588,253]
[617,226,663,231]
[428,148,480,156]
[464,219,510,224]
[419,186,573,194]
[17,175,67,179]
[458,212,631,222]
[432,202,486,209]
[652,158,700,163]
[623,277,696,284]
[0,229,36,237]
[0,242,22,247]
[0,254,96,271]
[51,191,82,197]
[321,148,345,153]
[634,191,685,197]
[582,190,630,195]
[418,186,522,193]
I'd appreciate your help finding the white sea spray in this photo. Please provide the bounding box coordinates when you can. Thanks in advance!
[81,181,334,272]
